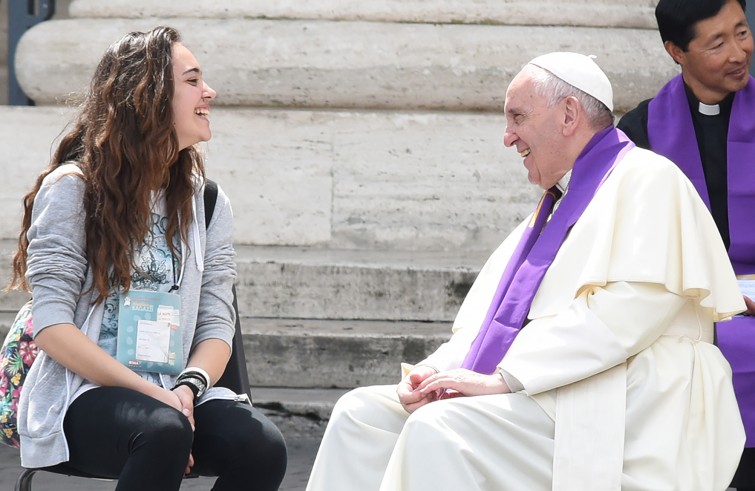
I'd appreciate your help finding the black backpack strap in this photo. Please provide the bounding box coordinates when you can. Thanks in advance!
[202,179,252,399]
[203,179,218,229]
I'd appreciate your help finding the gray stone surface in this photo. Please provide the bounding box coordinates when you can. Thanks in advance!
[233,245,484,321]
[245,318,451,387]
[0,242,487,312]
[1,242,462,387]
[0,107,541,251]
[0,243,487,320]
[253,387,348,425]
[15,18,677,112]
[0,106,74,239]
[0,313,448,389]
[4,1,678,251]
[69,0,657,29]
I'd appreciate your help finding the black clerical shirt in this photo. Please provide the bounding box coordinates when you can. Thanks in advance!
[617,85,734,249]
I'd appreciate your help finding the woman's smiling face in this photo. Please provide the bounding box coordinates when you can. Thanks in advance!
[171,43,216,150]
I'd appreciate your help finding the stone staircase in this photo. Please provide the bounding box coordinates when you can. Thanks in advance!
[1,0,679,439]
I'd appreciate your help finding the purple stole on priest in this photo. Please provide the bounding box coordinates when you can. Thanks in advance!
[648,74,755,446]
[648,74,755,273]
[461,127,634,374]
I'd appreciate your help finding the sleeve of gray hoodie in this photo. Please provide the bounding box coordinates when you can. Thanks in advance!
[25,165,89,336]
[192,181,237,349]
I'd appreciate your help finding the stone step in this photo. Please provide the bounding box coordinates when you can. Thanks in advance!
[233,246,482,322]
[16,18,676,112]
[0,106,540,251]
[251,386,348,422]
[69,0,656,29]
[0,311,452,389]
[1,240,473,322]
[243,317,451,388]
[251,387,348,441]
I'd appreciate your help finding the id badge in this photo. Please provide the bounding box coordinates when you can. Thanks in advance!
[116,289,183,375]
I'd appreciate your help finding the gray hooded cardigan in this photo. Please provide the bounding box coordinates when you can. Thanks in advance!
[18,164,239,468]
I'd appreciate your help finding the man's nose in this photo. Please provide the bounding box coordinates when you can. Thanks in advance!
[503,126,516,147]
[730,39,750,63]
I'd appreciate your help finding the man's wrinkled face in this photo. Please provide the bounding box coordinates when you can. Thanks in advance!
[503,68,570,190]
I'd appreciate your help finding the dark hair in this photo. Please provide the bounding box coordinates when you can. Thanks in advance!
[8,26,205,301]
[656,0,747,50]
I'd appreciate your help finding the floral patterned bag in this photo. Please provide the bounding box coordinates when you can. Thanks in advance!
[0,300,37,448]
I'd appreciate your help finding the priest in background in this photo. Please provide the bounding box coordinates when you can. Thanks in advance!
[617,1,755,487]
[306,51,746,491]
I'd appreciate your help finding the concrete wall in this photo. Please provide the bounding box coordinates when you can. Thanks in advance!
[69,0,657,28]
[15,17,673,113]
[1,1,678,252]
[0,105,536,250]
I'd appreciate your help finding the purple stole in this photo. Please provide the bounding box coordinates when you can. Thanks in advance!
[648,74,755,273]
[461,127,634,374]
[648,75,755,445]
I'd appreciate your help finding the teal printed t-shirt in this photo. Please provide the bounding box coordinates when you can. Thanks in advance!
[98,197,180,386]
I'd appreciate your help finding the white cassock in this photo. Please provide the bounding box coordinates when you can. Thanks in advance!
[306,147,746,491]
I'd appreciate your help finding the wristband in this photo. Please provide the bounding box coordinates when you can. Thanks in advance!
[174,371,209,399]
[179,366,211,389]
[173,379,202,399]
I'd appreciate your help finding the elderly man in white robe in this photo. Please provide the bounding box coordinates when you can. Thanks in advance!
[305,52,746,491]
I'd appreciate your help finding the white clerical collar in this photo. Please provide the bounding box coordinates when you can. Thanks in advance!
[698,101,720,116]
[556,171,571,196]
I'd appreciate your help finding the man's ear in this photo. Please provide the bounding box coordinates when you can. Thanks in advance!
[664,40,685,66]
[562,96,579,136]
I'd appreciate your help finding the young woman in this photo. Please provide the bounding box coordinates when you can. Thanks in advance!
[8,26,287,490]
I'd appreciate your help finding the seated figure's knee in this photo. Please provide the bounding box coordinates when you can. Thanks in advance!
[204,407,288,490]
[243,415,288,474]
[330,385,399,425]
[132,406,193,456]
[330,386,373,420]
[402,400,460,444]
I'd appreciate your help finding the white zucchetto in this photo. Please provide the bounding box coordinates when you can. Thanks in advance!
[528,52,614,112]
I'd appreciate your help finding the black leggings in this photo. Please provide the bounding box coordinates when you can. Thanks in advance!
[63,386,287,491]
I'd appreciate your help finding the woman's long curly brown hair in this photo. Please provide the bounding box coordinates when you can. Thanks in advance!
[7,26,205,302]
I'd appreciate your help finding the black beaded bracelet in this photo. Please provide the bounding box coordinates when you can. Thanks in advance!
[173,374,207,400]
[173,379,201,399]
